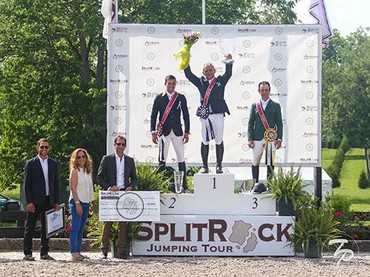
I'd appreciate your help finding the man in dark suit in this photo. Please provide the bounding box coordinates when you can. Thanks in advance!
[248,81,283,182]
[97,135,137,259]
[23,138,60,261]
[184,54,233,174]
[150,75,190,191]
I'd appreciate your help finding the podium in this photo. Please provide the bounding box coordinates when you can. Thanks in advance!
[132,173,294,256]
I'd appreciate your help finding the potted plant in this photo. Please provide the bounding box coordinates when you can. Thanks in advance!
[290,198,340,258]
[268,166,306,216]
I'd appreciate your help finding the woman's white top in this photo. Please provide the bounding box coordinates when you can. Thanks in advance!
[69,168,94,203]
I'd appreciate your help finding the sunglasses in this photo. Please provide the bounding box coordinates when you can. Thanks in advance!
[116,143,126,147]
[77,155,86,160]
[40,145,49,149]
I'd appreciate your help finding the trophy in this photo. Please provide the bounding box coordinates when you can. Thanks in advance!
[174,171,184,194]
[241,179,256,194]
[219,37,235,64]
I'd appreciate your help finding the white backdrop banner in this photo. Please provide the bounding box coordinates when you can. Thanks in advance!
[106,24,322,167]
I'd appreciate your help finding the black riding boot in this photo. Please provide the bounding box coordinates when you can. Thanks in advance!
[252,165,259,183]
[200,143,209,173]
[178,162,188,191]
[216,142,224,173]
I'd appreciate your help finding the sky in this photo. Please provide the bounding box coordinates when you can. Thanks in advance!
[294,0,370,36]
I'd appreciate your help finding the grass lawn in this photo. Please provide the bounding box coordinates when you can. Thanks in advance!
[331,148,370,212]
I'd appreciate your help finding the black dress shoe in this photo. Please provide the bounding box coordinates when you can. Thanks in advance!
[40,254,55,260]
[23,255,35,261]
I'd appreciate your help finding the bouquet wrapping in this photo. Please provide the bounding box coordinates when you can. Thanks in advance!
[174,32,201,70]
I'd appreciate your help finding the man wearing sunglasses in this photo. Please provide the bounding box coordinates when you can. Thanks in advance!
[23,138,60,261]
[97,135,137,259]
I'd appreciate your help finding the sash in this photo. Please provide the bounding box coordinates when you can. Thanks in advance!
[196,78,216,119]
[156,92,178,137]
[256,102,277,142]
[256,102,277,166]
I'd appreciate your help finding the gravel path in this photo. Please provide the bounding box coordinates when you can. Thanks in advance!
[1,251,370,276]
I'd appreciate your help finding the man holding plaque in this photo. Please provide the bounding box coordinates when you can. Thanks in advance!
[247,81,283,182]
[150,75,190,192]
[184,54,233,174]
[23,138,60,261]
[97,135,137,259]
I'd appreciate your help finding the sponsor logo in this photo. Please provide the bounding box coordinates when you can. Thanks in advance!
[206,41,217,45]
[239,158,252,163]
[302,28,319,33]
[113,54,128,59]
[142,66,160,71]
[147,26,156,34]
[304,54,318,60]
[303,132,318,137]
[237,132,247,137]
[111,131,127,137]
[211,27,219,35]
[270,92,287,97]
[270,41,287,47]
[142,92,159,98]
[111,27,128,33]
[236,106,248,111]
[240,80,255,86]
[141,144,157,149]
[110,79,128,84]
[301,80,319,84]
[238,53,255,59]
[237,28,256,33]
[301,106,318,111]
[177,28,192,34]
[137,220,292,254]
[110,105,127,111]
[178,79,192,86]
[144,40,160,46]
[275,27,283,35]
[271,67,287,72]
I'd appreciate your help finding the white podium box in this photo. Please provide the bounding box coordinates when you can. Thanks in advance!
[160,173,276,215]
[133,214,294,256]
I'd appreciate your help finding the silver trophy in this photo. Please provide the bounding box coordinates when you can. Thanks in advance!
[174,171,184,194]
[219,37,235,64]
[241,179,256,194]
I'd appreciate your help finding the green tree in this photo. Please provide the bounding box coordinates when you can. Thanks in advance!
[322,28,370,178]
[0,0,107,191]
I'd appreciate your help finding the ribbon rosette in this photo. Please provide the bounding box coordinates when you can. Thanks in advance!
[174,32,201,70]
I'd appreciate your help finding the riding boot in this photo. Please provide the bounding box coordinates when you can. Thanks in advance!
[200,143,209,173]
[178,162,188,190]
[216,142,224,173]
[252,165,259,183]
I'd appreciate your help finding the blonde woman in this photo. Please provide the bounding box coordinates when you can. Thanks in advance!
[69,148,94,261]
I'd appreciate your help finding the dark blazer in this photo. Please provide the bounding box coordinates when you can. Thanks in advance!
[23,156,60,206]
[150,92,190,137]
[248,99,283,141]
[97,153,137,190]
[184,64,232,115]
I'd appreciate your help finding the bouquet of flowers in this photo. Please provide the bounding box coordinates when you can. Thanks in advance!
[174,32,201,70]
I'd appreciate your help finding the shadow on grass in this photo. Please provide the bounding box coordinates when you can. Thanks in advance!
[344,155,365,161]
